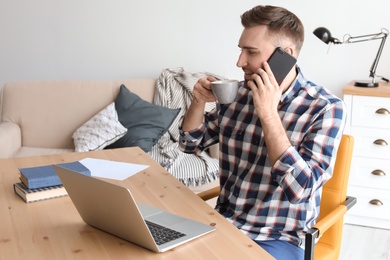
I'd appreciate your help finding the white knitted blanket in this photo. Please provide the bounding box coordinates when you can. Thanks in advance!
[148,67,225,186]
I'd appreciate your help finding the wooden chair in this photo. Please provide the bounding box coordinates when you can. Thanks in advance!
[197,134,356,260]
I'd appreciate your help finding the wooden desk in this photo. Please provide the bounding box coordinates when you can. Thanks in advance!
[0,147,273,259]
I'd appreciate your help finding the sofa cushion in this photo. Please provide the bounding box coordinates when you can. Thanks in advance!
[72,102,128,152]
[106,84,180,152]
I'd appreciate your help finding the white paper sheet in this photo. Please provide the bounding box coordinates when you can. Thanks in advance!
[79,158,149,180]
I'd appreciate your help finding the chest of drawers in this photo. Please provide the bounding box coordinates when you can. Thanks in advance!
[343,81,390,229]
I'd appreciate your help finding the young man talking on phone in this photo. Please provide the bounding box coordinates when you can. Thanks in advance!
[179,5,346,260]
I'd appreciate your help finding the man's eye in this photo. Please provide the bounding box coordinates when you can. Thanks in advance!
[238,48,259,55]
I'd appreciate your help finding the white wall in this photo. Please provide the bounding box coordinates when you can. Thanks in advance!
[1,0,389,98]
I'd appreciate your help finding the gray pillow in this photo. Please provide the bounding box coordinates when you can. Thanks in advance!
[106,85,180,152]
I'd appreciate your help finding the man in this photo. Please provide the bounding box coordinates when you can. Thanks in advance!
[179,5,346,260]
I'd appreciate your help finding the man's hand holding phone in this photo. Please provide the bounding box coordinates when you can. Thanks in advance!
[248,47,297,121]
[248,62,283,121]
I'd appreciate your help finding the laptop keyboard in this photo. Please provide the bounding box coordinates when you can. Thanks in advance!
[146,221,186,245]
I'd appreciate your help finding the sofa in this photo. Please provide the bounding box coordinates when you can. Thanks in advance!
[0,79,158,158]
[0,70,220,192]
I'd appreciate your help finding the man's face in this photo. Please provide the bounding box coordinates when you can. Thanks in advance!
[237,25,276,84]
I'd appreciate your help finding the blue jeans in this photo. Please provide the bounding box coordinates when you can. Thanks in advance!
[254,240,304,260]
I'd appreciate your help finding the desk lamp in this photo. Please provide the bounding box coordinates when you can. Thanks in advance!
[313,27,389,87]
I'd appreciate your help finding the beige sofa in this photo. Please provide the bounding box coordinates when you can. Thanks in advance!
[0,80,158,158]
[0,79,219,192]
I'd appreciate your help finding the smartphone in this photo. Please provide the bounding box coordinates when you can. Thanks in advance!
[267,47,297,85]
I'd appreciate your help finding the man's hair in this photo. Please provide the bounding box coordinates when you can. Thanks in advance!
[241,5,305,55]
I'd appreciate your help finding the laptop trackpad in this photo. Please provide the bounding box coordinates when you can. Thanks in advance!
[147,212,187,227]
[139,204,186,227]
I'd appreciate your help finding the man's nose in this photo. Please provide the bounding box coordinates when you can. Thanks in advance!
[236,52,247,68]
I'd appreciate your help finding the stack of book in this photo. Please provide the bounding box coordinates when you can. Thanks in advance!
[14,161,90,203]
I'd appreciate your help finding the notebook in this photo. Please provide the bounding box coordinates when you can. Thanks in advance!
[53,165,215,252]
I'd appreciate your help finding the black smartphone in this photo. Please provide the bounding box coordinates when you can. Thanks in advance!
[267,47,297,85]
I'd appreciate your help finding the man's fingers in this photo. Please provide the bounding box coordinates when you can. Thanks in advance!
[262,61,279,88]
[193,78,216,103]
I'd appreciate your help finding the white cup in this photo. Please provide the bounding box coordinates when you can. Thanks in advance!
[211,80,239,104]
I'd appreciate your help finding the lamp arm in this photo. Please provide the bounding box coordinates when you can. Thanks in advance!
[369,34,387,79]
[344,31,387,44]
[344,29,389,81]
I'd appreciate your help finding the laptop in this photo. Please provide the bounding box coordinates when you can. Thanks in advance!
[53,165,215,252]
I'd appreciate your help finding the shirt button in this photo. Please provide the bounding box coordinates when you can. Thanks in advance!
[233,187,240,197]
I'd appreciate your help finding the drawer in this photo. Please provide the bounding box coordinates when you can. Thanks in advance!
[349,157,390,190]
[351,95,390,129]
[350,127,390,160]
[347,186,390,220]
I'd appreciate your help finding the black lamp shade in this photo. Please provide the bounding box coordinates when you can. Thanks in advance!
[313,27,333,44]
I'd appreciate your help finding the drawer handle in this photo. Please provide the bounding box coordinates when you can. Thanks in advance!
[369,199,384,206]
[373,139,388,146]
[375,108,390,115]
[371,169,386,176]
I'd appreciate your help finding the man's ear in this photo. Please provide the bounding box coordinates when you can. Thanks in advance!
[284,47,294,56]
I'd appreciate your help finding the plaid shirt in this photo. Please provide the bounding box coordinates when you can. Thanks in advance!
[179,69,346,248]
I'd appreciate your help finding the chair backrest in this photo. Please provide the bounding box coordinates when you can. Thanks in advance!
[314,134,354,259]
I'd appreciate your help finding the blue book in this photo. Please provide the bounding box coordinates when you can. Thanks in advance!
[19,161,91,189]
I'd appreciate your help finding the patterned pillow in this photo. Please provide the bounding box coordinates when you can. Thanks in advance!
[72,102,127,152]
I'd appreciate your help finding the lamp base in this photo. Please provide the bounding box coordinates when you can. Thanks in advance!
[354,80,379,88]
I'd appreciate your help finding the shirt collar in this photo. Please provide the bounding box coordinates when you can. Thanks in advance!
[280,66,307,103]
